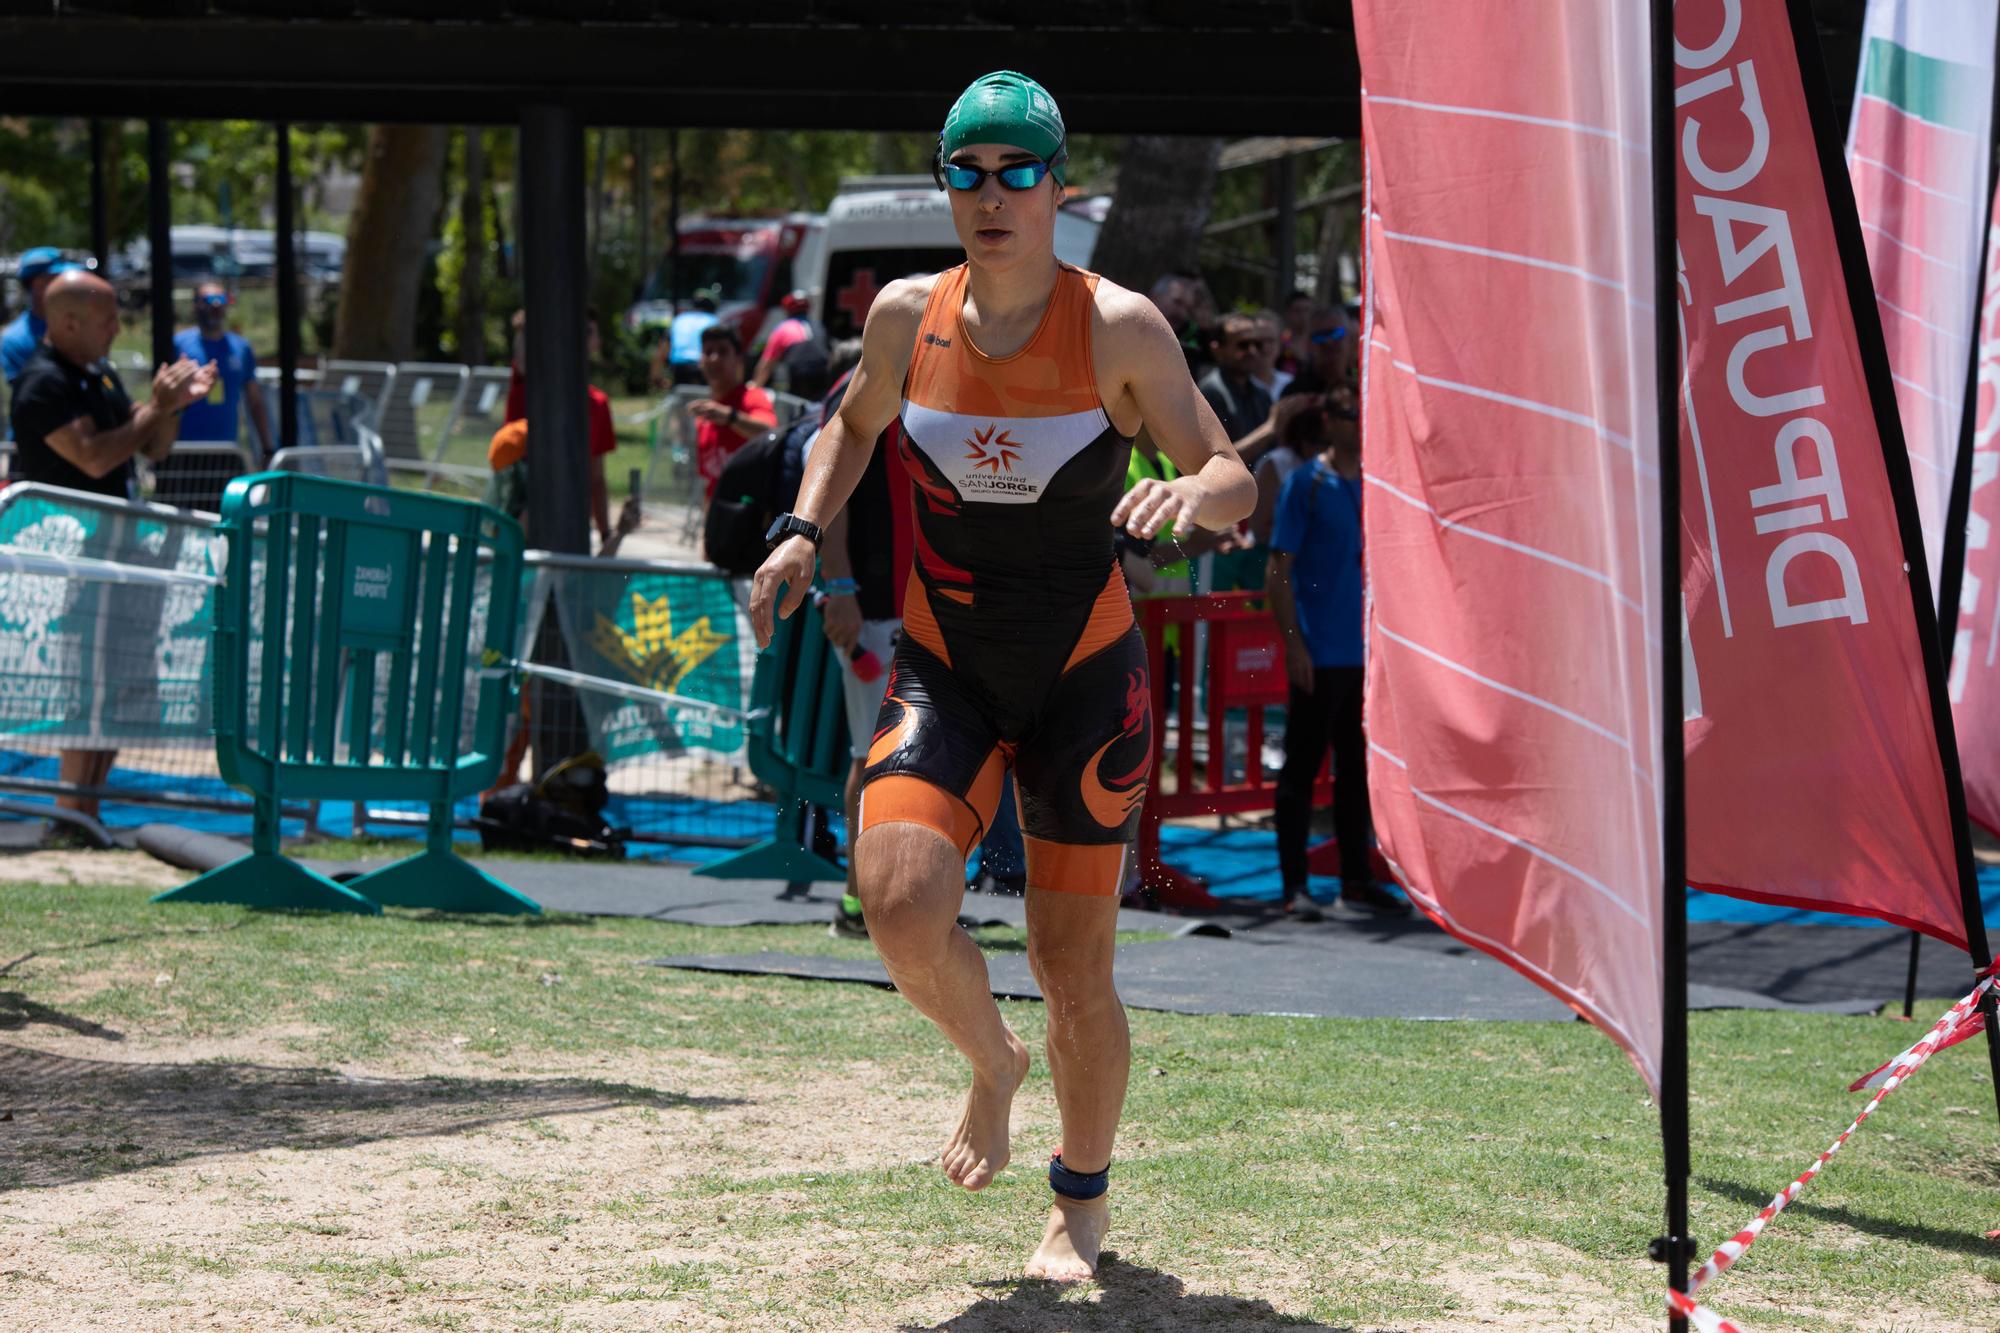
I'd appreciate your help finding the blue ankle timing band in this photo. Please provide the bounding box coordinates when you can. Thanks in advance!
[1048,1152,1109,1200]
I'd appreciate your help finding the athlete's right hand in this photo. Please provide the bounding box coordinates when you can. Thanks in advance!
[750,535,818,650]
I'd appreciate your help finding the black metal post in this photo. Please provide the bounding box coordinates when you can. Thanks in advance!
[1783,0,2000,1127]
[146,117,173,368]
[517,104,592,781]
[516,104,590,556]
[1273,150,1298,304]
[1650,3,1690,1328]
[1903,932,1921,1020]
[274,120,299,455]
[88,119,110,273]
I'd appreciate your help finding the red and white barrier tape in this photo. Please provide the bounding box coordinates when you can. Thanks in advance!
[1669,963,1998,1328]
[1667,1287,1743,1331]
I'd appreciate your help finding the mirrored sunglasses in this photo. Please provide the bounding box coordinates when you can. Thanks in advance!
[943,159,1054,191]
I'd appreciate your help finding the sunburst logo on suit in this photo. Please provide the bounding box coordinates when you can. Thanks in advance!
[964,425,1021,473]
[588,591,728,693]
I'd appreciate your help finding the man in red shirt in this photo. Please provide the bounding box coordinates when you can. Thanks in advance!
[505,307,619,549]
[693,324,778,505]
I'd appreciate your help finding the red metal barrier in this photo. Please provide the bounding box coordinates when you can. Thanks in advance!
[1134,591,1332,910]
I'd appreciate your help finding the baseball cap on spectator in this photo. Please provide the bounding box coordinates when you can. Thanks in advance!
[16,247,63,281]
[781,290,810,315]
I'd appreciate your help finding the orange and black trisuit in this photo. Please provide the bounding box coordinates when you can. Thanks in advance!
[858,262,1152,895]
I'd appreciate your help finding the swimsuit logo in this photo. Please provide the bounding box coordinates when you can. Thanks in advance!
[587,590,729,694]
[1080,668,1151,829]
[924,332,953,348]
[963,424,1021,473]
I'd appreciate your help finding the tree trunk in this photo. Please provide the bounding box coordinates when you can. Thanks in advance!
[587,128,607,293]
[634,127,650,299]
[332,124,448,361]
[1314,198,1347,306]
[1089,136,1224,294]
[456,127,487,362]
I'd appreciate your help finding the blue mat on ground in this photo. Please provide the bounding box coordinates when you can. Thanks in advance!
[1150,822,2000,931]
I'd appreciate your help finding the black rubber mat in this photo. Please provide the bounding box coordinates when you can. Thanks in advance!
[642,938,1880,1020]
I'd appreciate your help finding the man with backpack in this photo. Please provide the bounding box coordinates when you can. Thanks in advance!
[752,290,831,401]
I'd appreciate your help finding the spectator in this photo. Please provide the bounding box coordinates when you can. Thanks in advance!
[3,247,78,431]
[692,324,777,506]
[1252,308,1293,400]
[1277,291,1314,376]
[1266,392,1406,920]
[1229,304,1354,472]
[812,369,912,933]
[1197,313,1274,445]
[1249,383,1332,550]
[651,286,721,388]
[504,308,619,551]
[8,270,213,842]
[172,282,274,460]
[752,290,830,400]
[1147,271,1219,379]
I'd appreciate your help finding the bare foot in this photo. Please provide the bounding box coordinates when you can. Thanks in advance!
[940,1032,1030,1191]
[1025,1192,1109,1281]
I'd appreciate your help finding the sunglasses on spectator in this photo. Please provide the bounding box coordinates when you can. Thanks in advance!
[1308,326,1349,346]
[942,158,1056,191]
[1231,338,1270,351]
[197,293,230,308]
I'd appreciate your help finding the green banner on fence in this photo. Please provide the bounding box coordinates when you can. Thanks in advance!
[541,560,755,767]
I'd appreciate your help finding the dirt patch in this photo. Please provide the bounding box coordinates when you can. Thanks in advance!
[0,848,186,891]
[0,1027,1987,1332]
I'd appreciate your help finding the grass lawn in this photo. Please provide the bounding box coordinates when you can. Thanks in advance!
[2,875,1997,1331]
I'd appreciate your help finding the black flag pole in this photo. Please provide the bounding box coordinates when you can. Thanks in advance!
[1649,1,1691,1328]
[1917,6,2000,1025]
[1785,0,2000,1125]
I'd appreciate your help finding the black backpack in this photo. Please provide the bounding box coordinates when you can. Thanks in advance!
[475,751,627,859]
[703,413,813,575]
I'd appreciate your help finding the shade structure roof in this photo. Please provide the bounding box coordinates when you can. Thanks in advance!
[0,1,1869,135]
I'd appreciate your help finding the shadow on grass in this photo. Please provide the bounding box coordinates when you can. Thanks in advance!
[904,1254,1371,1331]
[1697,1174,2000,1261]
[0,990,124,1041]
[0,1041,743,1192]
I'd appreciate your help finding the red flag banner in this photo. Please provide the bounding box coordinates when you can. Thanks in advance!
[1675,0,1966,946]
[1953,207,2000,836]
[1355,1,1665,1088]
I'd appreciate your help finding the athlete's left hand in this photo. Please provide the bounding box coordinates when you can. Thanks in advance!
[1113,474,1205,542]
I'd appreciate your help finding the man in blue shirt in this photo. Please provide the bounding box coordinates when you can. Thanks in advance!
[1267,389,1407,918]
[172,282,272,460]
[4,247,79,433]
[649,286,722,389]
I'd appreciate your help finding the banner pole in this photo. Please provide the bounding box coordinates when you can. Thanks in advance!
[1912,3,2000,1036]
[1649,2,1690,1327]
[1785,0,2000,1126]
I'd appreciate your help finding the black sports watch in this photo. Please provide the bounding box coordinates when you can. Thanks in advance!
[765,513,824,552]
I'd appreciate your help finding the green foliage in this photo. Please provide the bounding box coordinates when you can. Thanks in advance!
[0,118,366,261]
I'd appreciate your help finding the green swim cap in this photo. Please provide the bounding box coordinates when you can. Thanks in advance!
[940,71,1068,184]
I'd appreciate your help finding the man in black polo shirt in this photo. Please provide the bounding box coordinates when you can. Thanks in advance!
[9,270,213,838]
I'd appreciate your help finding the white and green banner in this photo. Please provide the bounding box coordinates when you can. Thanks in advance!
[0,487,222,745]
[1845,0,1999,603]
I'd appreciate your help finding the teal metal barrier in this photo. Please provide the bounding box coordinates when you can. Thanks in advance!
[157,472,538,915]
[696,592,848,883]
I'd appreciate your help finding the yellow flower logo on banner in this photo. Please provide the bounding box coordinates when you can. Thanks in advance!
[588,591,729,694]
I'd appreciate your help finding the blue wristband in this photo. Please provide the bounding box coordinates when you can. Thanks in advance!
[821,577,860,597]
